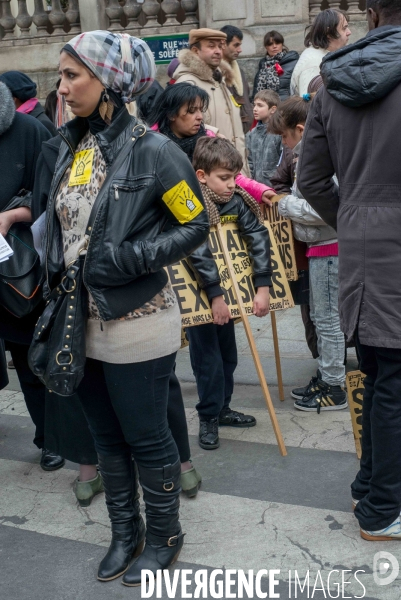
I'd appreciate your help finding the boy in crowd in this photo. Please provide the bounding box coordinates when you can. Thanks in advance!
[186,137,272,450]
[246,90,282,187]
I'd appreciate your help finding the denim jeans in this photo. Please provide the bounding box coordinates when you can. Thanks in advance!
[77,353,179,468]
[309,256,345,387]
[352,336,401,531]
[186,319,237,419]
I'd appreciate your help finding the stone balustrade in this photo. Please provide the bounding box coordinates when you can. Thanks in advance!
[0,0,200,45]
[309,0,367,23]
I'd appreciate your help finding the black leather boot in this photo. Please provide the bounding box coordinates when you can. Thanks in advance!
[97,453,146,582]
[122,459,184,587]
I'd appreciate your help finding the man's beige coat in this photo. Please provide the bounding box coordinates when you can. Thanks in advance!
[173,49,249,176]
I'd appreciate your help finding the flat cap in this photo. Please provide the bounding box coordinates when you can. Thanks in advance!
[189,28,227,47]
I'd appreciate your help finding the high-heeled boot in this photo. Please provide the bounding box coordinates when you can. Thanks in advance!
[122,459,184,587]
[97,453,146,581]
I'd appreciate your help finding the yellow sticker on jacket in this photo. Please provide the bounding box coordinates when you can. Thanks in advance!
[68,148,95,187]
[162,180,204,224]
[231,95,242,108]
[220,215,238,223]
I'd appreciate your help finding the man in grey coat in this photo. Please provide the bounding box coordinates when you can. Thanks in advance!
[297,0,401,541]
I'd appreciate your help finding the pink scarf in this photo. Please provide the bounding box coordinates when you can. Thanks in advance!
[16,98,38,114]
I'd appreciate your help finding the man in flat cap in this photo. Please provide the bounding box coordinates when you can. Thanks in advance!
[173,28,250,175]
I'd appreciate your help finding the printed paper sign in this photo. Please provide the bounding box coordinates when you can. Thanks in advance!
[264,196,298,281]
[166,221,294,327]
[346,370,365,459]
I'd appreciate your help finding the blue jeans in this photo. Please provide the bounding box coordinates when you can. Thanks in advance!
[309,256,345,387]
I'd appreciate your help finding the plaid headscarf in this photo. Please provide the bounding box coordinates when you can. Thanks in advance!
[200,184,264,227]
[64,30,155,103]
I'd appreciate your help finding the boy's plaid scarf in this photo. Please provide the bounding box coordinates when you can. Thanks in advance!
[200,184,264,226]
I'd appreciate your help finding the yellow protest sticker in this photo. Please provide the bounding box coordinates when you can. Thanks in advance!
[231,95,241,108]
[68,148,95,187]
[162,180,204,224]
[220,215,238,224]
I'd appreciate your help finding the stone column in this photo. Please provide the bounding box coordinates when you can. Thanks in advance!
[77,0,108,32]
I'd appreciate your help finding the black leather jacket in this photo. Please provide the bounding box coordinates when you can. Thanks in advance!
[35,109,209,321]
[188,191,272,301]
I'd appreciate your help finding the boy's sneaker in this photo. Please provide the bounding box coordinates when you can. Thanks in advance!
[199,417,220,450]
[361,514,401,541]
[219,407,256,428]
[294,380,347,414]
[291,370,321,401]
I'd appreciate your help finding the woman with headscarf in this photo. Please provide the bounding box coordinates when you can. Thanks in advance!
[32,31,209,586]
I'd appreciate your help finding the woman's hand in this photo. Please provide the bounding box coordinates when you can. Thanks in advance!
[253,286,270,317]
[211,295,230,325]
[0,207,32,237]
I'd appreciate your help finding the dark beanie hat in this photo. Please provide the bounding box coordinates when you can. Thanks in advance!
[0,71,37,102]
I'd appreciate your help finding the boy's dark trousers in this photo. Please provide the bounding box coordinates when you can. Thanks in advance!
[186,320,237,418]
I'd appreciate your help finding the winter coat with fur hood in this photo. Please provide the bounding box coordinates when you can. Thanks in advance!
[0,82,51,210]
[173,49,250,176]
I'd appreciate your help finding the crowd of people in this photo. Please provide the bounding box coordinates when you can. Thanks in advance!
[1,0,401,588]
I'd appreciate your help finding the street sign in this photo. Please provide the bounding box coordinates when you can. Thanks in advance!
[142,33,189,64]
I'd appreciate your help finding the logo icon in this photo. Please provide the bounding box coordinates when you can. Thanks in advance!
[373,551,399,586]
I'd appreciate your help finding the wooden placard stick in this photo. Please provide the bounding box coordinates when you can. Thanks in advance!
[270,312,285,402]
[216,222,287,457]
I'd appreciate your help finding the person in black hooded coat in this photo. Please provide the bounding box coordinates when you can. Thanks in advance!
[0,81,65,471]
[297,2,401,541]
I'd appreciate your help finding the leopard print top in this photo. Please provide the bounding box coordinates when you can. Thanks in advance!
[55,131,177,322]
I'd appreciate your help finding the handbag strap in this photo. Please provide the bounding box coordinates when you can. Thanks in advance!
[85,122,147,236]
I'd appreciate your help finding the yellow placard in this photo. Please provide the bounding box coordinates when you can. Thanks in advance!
[264,196,298,282]
[166,221,294,327]
[68,148,95,187]
[162,180,204,224]
[346,370,366,459]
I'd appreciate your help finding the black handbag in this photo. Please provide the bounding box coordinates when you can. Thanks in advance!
[0,195,43,318]
[28,123,147,397]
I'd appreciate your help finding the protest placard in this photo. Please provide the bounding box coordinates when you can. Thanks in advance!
[166,221,294,328]
[346,370,365,459]
[264,195,298,281]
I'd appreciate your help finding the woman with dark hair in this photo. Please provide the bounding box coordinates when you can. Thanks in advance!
[32,31,209,585]
[290,9,351,96]
[148,82,275,203]
[253,30,299,100]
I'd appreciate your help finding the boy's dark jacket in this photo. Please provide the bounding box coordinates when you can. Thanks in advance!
[188,190,272,300]
[32,108,209,321]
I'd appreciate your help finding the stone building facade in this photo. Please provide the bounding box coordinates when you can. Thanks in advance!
[0,0,368,101]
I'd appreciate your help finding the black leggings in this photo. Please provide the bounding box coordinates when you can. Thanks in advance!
[77,353,179,468]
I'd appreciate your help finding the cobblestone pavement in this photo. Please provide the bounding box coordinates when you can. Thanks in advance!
[1,308,399,600]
